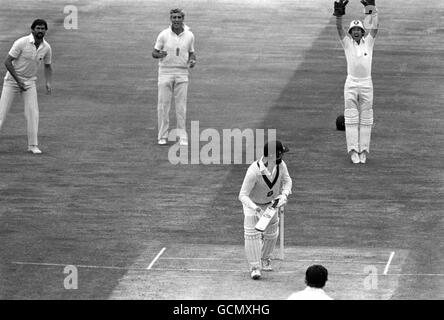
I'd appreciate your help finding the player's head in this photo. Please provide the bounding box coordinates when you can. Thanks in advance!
[348,20,365,41]
[263,140,289,165]
[305,265,329,288]
[170,8,185,28]
[31,19,48,39]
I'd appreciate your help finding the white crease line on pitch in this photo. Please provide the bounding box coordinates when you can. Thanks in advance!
[9,262,444,276]
[146,247,166,270]
[12,261,132,270]
[160,257,388,264]
[383,251,395,275]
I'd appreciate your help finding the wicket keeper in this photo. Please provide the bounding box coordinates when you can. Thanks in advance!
[334,0,379,163]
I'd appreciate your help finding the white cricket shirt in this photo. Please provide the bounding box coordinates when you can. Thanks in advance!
[287,287,333,300]
[154,25,195,75]
[239,157,292,209]
[340,33,375,79]
[5,34,52,82]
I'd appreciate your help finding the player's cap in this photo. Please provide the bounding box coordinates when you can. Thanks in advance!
[348,20,365,34]
[263,140,289,157]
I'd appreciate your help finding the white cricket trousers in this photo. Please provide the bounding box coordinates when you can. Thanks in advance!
[243,204,279,271]
[0,80,39,146]
[343,76,374,153]
[157,73,189,141]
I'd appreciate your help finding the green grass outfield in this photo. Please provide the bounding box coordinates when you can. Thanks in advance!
[0,0,443,299]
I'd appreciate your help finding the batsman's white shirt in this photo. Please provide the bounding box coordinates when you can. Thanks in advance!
[239,157,292,209]
[154,25,194,75]
[340,33,375,79]
[287,287,333,300]
[5,34,52,83]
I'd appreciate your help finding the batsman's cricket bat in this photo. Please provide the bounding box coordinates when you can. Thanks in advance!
[255,199,279,232]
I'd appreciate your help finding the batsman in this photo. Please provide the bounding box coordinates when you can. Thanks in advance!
[334,0,379,164]
[238,140,292,280]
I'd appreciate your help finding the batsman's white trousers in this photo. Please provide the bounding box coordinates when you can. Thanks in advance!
[0,80,39,146]
[344,76,374,153]
[243,204,279,271]
[157,74,188,141]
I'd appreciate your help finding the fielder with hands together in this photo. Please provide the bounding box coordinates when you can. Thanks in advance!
[239,141,292,280]
[152,8,196,146]
[0,19,52,154]
[334,0,379,164]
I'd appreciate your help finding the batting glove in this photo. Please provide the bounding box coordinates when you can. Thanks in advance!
[254,206,264,219]
[274,194,287,208]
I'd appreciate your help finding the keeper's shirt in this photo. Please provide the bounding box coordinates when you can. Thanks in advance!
[340,33,375,79]
[239,157,292,209]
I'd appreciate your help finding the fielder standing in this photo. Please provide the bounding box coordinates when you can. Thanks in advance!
[0,19,52,154]
[152,8,196,146]
[334,0,379,163]
[239,141,292,280]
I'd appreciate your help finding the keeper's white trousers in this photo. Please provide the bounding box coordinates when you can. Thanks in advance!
[344,76,374,153]
[0,80,39,146]
[157,74,188,141]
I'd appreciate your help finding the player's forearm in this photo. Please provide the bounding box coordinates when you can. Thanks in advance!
[239,186,257,209]
[336,16,345,39]
[152,50,164,59]
[280,170,292,198]
[189,52,196,62]
[239,173,259,209]
[281,181,292,198]
[4,59,21,84]
[44,64,52,85]
[239,194,257,210]
[364,11,379,30]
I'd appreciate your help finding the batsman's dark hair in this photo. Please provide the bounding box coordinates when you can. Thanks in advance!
[31,19,48,30]
[305,265,328,288]
[263,140,289,157]
[170,8,185,18]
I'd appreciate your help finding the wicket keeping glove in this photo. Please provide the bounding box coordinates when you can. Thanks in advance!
[361,0,377,14]
[333,0,349,17]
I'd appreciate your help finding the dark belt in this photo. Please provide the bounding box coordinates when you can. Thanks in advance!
[255,201,271,206]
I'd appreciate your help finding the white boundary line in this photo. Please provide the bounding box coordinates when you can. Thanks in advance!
[146,247,166,270]
[383,251,395,275]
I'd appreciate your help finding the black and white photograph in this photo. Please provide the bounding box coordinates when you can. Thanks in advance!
[0,0,442,309]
